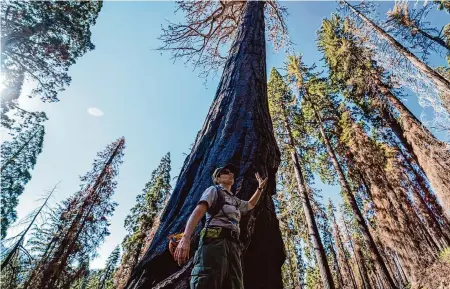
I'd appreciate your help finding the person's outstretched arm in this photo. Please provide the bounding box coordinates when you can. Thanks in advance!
[248,172,268,210]
[174,203,207,266]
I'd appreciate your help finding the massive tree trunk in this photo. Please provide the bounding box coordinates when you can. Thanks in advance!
[308,101,398,289]
[125,2,284,289]
[343,1,450,111]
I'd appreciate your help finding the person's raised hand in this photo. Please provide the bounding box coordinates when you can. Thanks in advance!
[255,172,268,190]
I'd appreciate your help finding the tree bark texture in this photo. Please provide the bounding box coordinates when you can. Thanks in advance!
[309,102,398,289]
[375,77,450,218]
[126,2,284,289]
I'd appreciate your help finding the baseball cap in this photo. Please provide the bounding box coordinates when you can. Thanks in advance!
[212,163,238,184]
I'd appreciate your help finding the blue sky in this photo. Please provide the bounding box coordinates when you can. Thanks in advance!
[5,1,448,269]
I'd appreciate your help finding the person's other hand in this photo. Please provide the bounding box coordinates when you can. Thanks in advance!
[174,236,190,266]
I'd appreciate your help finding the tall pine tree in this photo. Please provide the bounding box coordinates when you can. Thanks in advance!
[115,153,171,289]
[341,1,450,110]
[23,137,125,289]
[285,54,398,289]
[99,246,121,289]
[318,15,450,218]
[268,67,335,289]
[1,122,45,239]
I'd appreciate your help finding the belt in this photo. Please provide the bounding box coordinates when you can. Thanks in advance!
[201,227,239,241]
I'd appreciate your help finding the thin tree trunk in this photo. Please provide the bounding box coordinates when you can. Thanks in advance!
[1,185,54,270]
[344,1,450,109]
[415,26,450,50]
[406,175,450,249]
[396,143,450,247]
[126,2,284,289]
[329,243,344,289]
[33,140,124,289]
[291,149,335,289]
[285,231,297,289]
[280,104,335,289]
[342,221,368,289]
[307,98,398,289]
[375,77,450,217]
[331,214,358,289]
[393,252,408,286]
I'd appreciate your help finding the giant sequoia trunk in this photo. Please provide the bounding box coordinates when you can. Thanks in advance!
[126,2,284,289]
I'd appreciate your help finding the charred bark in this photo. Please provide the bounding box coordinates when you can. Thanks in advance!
[126,2,284,289]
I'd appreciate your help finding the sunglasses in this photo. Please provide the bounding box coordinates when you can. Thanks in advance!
[219,169,233,176]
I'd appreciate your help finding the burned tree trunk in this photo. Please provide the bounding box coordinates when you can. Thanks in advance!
[126,2,284,289]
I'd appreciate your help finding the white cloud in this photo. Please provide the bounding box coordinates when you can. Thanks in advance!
[87,107,104,117]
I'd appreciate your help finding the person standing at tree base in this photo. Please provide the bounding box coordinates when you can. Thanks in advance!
[173,163,267,289]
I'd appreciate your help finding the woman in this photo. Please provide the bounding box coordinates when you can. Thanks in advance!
[174,163,267,289]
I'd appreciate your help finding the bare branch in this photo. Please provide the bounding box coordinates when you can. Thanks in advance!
[158,0,289,77]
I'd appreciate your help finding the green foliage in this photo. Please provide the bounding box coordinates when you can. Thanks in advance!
[317,14,379,115]
[124,152,172,235]
[98,246,120,289]
[118,152,172,283]
[276,191,306,289]
[439,247,450,264]
[75,268,103,289]
[0,123,45,239]
[305,266,322,289]
[443,23,450,65]
[434,0,450,12]
[1,0,103,102]
[1,247,31,289]
[22,138,125,289]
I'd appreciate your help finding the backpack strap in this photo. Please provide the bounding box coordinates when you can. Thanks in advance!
[204,186,239,228]
[201,185,225,228]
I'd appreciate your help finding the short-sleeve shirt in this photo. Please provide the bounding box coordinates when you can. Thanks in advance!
[198,185,250,234]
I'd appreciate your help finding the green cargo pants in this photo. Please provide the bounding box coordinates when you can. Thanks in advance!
[190,228,244,289]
